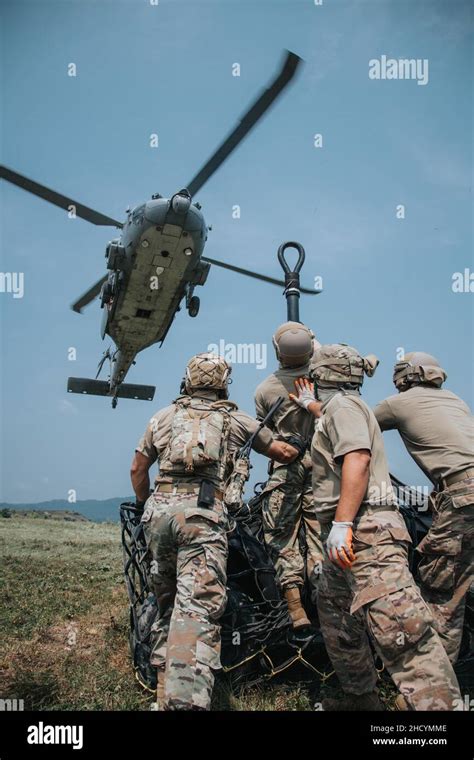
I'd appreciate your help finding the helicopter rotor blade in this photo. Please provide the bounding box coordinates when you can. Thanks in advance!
[186,50,302,197]
[201,256,319,294]
[0,165,123,228]
[71,275,108,313]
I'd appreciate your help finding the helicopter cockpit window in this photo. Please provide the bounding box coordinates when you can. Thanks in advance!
[131,204,145,225]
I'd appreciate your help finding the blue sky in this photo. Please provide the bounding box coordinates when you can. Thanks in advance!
[1,0,472,503]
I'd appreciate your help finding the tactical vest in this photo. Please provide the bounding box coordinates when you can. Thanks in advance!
[159,395,238,485]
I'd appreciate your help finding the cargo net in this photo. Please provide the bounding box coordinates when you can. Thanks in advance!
[218,497,332,689]
[120,478,474,693]
[120,504,159,692]
[119,498,333,691]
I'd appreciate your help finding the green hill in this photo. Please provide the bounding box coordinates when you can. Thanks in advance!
[0,497,132,523]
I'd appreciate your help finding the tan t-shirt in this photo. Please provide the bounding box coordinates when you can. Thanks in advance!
[255,365,315,444]
[374,385,474,485]
[136,394,273,482]
[311,392,396,522]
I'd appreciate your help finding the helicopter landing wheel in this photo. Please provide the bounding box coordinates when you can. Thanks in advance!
[188,295,200,318]
[112,397,118,409]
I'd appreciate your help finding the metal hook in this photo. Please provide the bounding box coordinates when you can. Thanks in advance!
[277,241,305,275]
[277,241,306,322]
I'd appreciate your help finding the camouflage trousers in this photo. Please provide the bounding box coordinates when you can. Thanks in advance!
[141,492,228,711]
[261,454,323,594]
[417,477,474,664]
[317,507,463,710]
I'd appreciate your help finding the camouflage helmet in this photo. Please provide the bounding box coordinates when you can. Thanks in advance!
[310,344,379,386]
[185,352,231,393]
[393,352,447,392]
[272,321,317,367]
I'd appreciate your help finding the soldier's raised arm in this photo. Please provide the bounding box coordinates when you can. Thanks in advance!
[373,398,397,431]
[230,408,299,464]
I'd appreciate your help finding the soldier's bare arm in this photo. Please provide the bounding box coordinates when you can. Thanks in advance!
[335,449,371,523]
[267,440,299,464]
[130,451,153,503]
[326,449,371,569]
[234,408,299,464]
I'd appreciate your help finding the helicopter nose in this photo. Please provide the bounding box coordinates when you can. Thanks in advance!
[171,190,192,215]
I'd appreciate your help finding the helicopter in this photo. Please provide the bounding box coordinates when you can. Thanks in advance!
[0,50,319,408]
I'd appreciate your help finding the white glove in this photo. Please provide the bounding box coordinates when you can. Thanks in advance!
[327,521,355,569]
[289,378,315,410]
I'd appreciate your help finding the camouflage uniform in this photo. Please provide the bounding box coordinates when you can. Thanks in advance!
[141,493,228,710]
[137,390,272,710]
[318,510,461,709]
[255,366,323,595]
[310,363,462,709]
[375,382,474,663]
[418,479,474,663]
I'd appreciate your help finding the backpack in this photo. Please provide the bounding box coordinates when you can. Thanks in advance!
[160,396,237,482]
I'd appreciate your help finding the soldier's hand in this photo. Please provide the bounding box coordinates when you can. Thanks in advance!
[327,521,356,570]
[281,442,299,462]
[268,440,300,463]
[289,378,315,410]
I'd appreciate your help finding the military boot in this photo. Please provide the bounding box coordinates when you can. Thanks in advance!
[284,586,311,630]
[322,691,384,711]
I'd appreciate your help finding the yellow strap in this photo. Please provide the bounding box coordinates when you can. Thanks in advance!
[222,644,337,682]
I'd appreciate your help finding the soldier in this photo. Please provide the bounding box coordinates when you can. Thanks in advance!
[255,322,323,629]
[374,352,474,664]
[290,344,463,711]
[130,353,299,711]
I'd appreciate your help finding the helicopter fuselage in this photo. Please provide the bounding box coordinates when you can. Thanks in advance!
[101,191,210,390]
[1,51,304,406]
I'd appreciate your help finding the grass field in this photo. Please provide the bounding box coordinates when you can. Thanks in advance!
[0,512,396,711]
